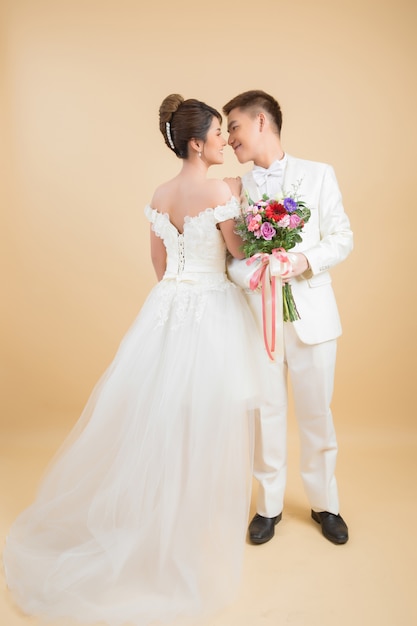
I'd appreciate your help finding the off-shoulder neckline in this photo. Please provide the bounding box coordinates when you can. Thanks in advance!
[146,197,239,235]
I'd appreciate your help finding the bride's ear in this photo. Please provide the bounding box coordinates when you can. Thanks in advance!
[189,138,202,155]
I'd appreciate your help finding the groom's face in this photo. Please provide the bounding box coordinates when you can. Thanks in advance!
[226,108,260,164]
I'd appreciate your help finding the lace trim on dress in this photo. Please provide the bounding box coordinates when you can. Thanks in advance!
[144,206,169,239]
[144,196,241,233]
[213,197,240,223]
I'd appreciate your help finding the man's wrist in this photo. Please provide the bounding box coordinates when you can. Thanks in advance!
[302,253,312,276]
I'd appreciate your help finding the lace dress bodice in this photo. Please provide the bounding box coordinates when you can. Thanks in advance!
[144,197,240,286]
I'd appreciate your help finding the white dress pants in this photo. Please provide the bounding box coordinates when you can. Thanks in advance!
[246,295,340,517]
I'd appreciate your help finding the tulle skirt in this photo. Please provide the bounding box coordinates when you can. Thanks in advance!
[3,277,267,626]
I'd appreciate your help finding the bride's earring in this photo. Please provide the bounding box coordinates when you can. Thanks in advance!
[198,151,202,158]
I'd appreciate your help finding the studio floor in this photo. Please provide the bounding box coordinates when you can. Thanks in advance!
[1,421,416,626]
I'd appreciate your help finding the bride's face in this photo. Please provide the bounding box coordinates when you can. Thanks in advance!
[201,116,227,165]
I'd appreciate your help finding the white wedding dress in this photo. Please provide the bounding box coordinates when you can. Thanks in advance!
[3,198,268,626]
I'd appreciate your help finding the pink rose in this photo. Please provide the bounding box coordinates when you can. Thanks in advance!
[289,214,301,228]
[277,215,290,228]
[260,221,276,240]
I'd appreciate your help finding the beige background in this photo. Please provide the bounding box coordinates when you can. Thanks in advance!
[1,0,416,433]
[1,1,417,625]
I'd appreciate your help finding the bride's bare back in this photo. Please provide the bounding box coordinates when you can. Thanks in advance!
[151,174,232,234]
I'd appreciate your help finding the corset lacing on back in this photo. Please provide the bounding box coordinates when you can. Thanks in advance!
[177,234,185,275]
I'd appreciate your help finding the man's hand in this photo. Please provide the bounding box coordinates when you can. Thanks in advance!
[282,253,310,282]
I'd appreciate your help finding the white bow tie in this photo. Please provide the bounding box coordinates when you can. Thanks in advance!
[252,161,283,188]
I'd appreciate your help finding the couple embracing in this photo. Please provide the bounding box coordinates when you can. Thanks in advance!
[3,90,353,626]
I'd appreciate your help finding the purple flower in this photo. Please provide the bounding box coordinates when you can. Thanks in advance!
[283,197,297,213]
[260,221,276,240]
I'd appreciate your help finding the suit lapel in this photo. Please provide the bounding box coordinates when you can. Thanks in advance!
[282,154,298,192]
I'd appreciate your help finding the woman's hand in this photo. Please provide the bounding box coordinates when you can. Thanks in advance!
[223,176,242,199]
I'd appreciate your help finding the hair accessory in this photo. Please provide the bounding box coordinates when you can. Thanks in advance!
[165,122,175,150]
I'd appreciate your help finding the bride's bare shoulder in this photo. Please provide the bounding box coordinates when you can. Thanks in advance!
[206,178,235,205]
[150,179,178,207]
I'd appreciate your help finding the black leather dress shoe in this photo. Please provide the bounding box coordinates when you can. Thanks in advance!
[311,510,349,544]
[248,512,282,544]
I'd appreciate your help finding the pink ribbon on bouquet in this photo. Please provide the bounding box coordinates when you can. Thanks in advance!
[247,248,293,361]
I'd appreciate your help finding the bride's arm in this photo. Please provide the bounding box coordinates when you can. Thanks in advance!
[150,229,167,281]
[219,220,245,259]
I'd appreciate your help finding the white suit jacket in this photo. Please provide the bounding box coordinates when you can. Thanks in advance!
[228,154,353,345]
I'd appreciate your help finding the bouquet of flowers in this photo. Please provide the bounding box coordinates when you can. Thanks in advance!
[235,185,311,322]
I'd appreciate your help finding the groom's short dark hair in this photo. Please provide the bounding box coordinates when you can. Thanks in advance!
[223,90,282,135]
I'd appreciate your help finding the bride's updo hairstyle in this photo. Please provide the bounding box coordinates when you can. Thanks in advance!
[159,94,222,159]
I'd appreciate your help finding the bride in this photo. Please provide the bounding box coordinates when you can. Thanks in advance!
[3,94,269,626]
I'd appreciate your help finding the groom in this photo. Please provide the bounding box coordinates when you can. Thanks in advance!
[223,90,353,545]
